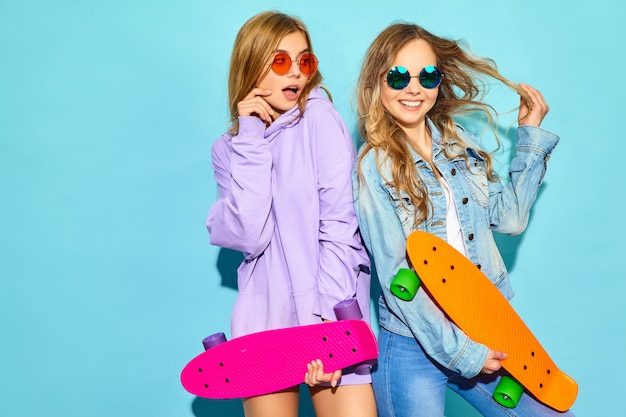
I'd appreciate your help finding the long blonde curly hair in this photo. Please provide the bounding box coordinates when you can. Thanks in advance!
[227,11,324,134]
[355,23,529,225]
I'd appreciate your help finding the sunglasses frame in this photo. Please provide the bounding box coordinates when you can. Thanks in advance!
[270,51,319,76]
[386,65,443,90]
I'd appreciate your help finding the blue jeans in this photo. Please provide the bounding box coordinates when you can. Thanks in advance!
[372,328,576,417]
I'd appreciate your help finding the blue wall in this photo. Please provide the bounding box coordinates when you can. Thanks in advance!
[1,1,622,416]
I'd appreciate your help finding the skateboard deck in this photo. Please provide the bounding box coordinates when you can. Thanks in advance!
[402,231,577,411]
[180,320,378,399]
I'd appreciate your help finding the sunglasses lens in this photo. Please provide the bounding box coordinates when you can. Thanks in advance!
[387,66,410,90]
[420,66,443,89]
[299,52,318,76]
[271,52,292,75]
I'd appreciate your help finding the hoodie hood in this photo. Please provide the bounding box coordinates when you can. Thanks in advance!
[264,86,327,141]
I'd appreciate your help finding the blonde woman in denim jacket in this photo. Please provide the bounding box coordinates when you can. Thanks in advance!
[353,23,575,417]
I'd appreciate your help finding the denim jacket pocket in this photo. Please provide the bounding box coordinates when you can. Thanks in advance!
[458,150,489,208]
[383,185,414,233]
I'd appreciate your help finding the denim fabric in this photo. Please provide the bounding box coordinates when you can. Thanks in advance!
[353,120,559,377]
[373,328,575,417]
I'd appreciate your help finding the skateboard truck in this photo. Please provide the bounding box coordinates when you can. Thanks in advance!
[199,299,375,374]
[493,375,525,408]
[202,332,227,350]
[390,268,421,301]
[333,299,375,375]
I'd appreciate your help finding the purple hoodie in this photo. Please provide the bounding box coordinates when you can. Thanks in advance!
[206,87,371,339]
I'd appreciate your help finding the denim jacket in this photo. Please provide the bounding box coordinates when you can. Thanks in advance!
[353,120,559,378]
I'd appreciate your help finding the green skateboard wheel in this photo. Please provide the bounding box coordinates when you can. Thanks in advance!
[390,268,420,301]
[493,376,524,408]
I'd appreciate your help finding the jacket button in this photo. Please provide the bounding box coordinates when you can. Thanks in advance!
[468,233,474,241]
[451,168,457,176]
[462,197,469,204]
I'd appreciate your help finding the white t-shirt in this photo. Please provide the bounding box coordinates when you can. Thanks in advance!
[439,176,467,257]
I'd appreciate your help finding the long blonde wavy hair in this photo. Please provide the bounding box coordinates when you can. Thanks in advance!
[227,11,323,134]
[355,23,529,225]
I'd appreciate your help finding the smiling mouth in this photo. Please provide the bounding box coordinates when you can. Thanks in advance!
[400,100,422,107]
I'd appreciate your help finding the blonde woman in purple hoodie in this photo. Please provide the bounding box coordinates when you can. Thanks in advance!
[205,11,376,417]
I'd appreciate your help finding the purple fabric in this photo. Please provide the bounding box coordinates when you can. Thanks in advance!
[206,88,371,344]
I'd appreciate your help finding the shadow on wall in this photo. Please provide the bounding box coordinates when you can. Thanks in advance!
[217,248,244,290]
[192,397,244,417]
[494,233,523,272]
[191,385,316,417]
[369,259,381,323]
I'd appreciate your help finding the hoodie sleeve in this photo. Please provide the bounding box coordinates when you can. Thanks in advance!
[308,100,370,321]
[206,116,275,259]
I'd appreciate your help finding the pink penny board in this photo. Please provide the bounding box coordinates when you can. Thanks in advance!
[180,320,378,399]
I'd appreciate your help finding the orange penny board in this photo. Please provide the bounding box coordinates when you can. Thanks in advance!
[405,231,577,412]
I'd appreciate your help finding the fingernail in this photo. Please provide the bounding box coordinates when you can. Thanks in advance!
[331,380,337,388]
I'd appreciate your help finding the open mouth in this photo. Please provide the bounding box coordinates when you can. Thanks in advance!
[283,86,299,100]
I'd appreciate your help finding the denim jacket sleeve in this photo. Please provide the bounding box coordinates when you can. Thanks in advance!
[482,126,560,235]
[353,150,489,378]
